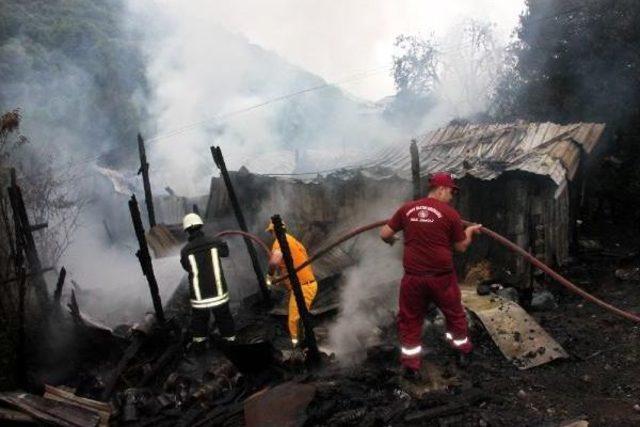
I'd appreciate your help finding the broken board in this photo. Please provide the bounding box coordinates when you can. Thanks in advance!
[460,287,569,369]
[0,392,101,427]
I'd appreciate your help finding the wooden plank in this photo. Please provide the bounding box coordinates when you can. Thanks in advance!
[44,385,111,427]
[0,392,100,427]
[0,407,36,423]
[146,224,182,259]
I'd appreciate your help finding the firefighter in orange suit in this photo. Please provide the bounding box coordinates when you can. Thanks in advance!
[266,220,318,347]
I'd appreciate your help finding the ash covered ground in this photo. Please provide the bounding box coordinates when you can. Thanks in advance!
[2,222,637,427]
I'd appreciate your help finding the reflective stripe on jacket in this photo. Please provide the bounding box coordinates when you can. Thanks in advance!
[180,230,230,308]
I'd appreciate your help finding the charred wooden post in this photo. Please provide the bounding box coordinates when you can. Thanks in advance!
[67,290,81,325]
[17,267,26,387]
[270,214,320,365]
[7,168,48,302]
[29,223,47,232]
[128,194,165,324]
[410,139,422,200]
[211,146,271,305]
[53,267,66,304]
[137,133,156,228]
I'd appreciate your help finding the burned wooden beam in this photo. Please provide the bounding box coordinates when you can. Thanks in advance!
[7,167,48,302]
[17,267,26,388]
[128,194,165,325]
[137,133,156,228]
[211,146,271,305]
[68,290,82,325]
[271,214,320,365]
[29,222,48,232]
[54,267,66,304]
[44,385,112,427]
[0,391,101,427]
[0,407,36,423]
[410,139,422,200]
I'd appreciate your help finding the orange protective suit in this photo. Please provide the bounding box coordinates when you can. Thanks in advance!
[272,234,317,343]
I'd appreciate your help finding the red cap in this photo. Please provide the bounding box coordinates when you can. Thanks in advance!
[428,172,459,192]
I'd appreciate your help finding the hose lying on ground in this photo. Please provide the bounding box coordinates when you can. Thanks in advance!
[215,220,640,323]
[468,222,640,323]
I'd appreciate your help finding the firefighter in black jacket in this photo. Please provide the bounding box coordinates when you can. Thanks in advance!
[180,213,236,349]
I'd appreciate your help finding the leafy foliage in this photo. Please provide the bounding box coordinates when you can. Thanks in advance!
[493,0,640,127]
[0,0,148,165]
[392,34,440,98]
[492,0,640,220]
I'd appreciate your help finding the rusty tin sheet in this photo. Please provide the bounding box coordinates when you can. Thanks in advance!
[461,287,569,369]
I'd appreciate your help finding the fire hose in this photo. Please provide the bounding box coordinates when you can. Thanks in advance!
[215,221,640,323]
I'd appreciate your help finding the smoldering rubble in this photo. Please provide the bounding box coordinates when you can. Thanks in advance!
[1,120,639,427]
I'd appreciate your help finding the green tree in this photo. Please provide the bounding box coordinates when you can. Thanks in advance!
[493,0,640,127]
[392,34,440,98]
[492,0,640,222]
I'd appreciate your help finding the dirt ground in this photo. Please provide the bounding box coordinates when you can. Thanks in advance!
[2,223,638,426]
[303,224,640,427]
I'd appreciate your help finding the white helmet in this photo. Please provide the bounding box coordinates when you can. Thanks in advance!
[183,213,203,231]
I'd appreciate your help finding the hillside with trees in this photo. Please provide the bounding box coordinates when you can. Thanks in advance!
[0,0,148,166]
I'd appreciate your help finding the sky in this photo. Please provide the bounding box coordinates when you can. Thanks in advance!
[182,0,528,101]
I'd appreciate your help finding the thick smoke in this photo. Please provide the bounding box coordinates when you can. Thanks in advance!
[0,4,172,327]
[327,233,403,363]
[129,1,403,197]
[2,2,517,332]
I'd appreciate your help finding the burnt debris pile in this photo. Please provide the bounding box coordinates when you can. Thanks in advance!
[2,126,640,426]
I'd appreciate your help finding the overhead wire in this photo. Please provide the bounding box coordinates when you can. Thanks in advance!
[15,0,608,182]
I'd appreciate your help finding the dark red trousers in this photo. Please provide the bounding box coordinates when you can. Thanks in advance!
[398,272,472,370]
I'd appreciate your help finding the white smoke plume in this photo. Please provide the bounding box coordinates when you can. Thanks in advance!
[327,233,403,364]
[128,1,403,197]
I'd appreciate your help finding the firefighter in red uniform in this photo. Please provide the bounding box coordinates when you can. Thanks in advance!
[380,172,482,380]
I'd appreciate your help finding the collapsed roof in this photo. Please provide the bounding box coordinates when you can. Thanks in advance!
[336,122,606,194]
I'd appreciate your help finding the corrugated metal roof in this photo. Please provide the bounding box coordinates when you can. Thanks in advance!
[335,122,605,188]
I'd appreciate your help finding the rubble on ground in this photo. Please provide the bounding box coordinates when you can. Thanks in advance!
[531,290,559,311]
[615,267,640,282]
